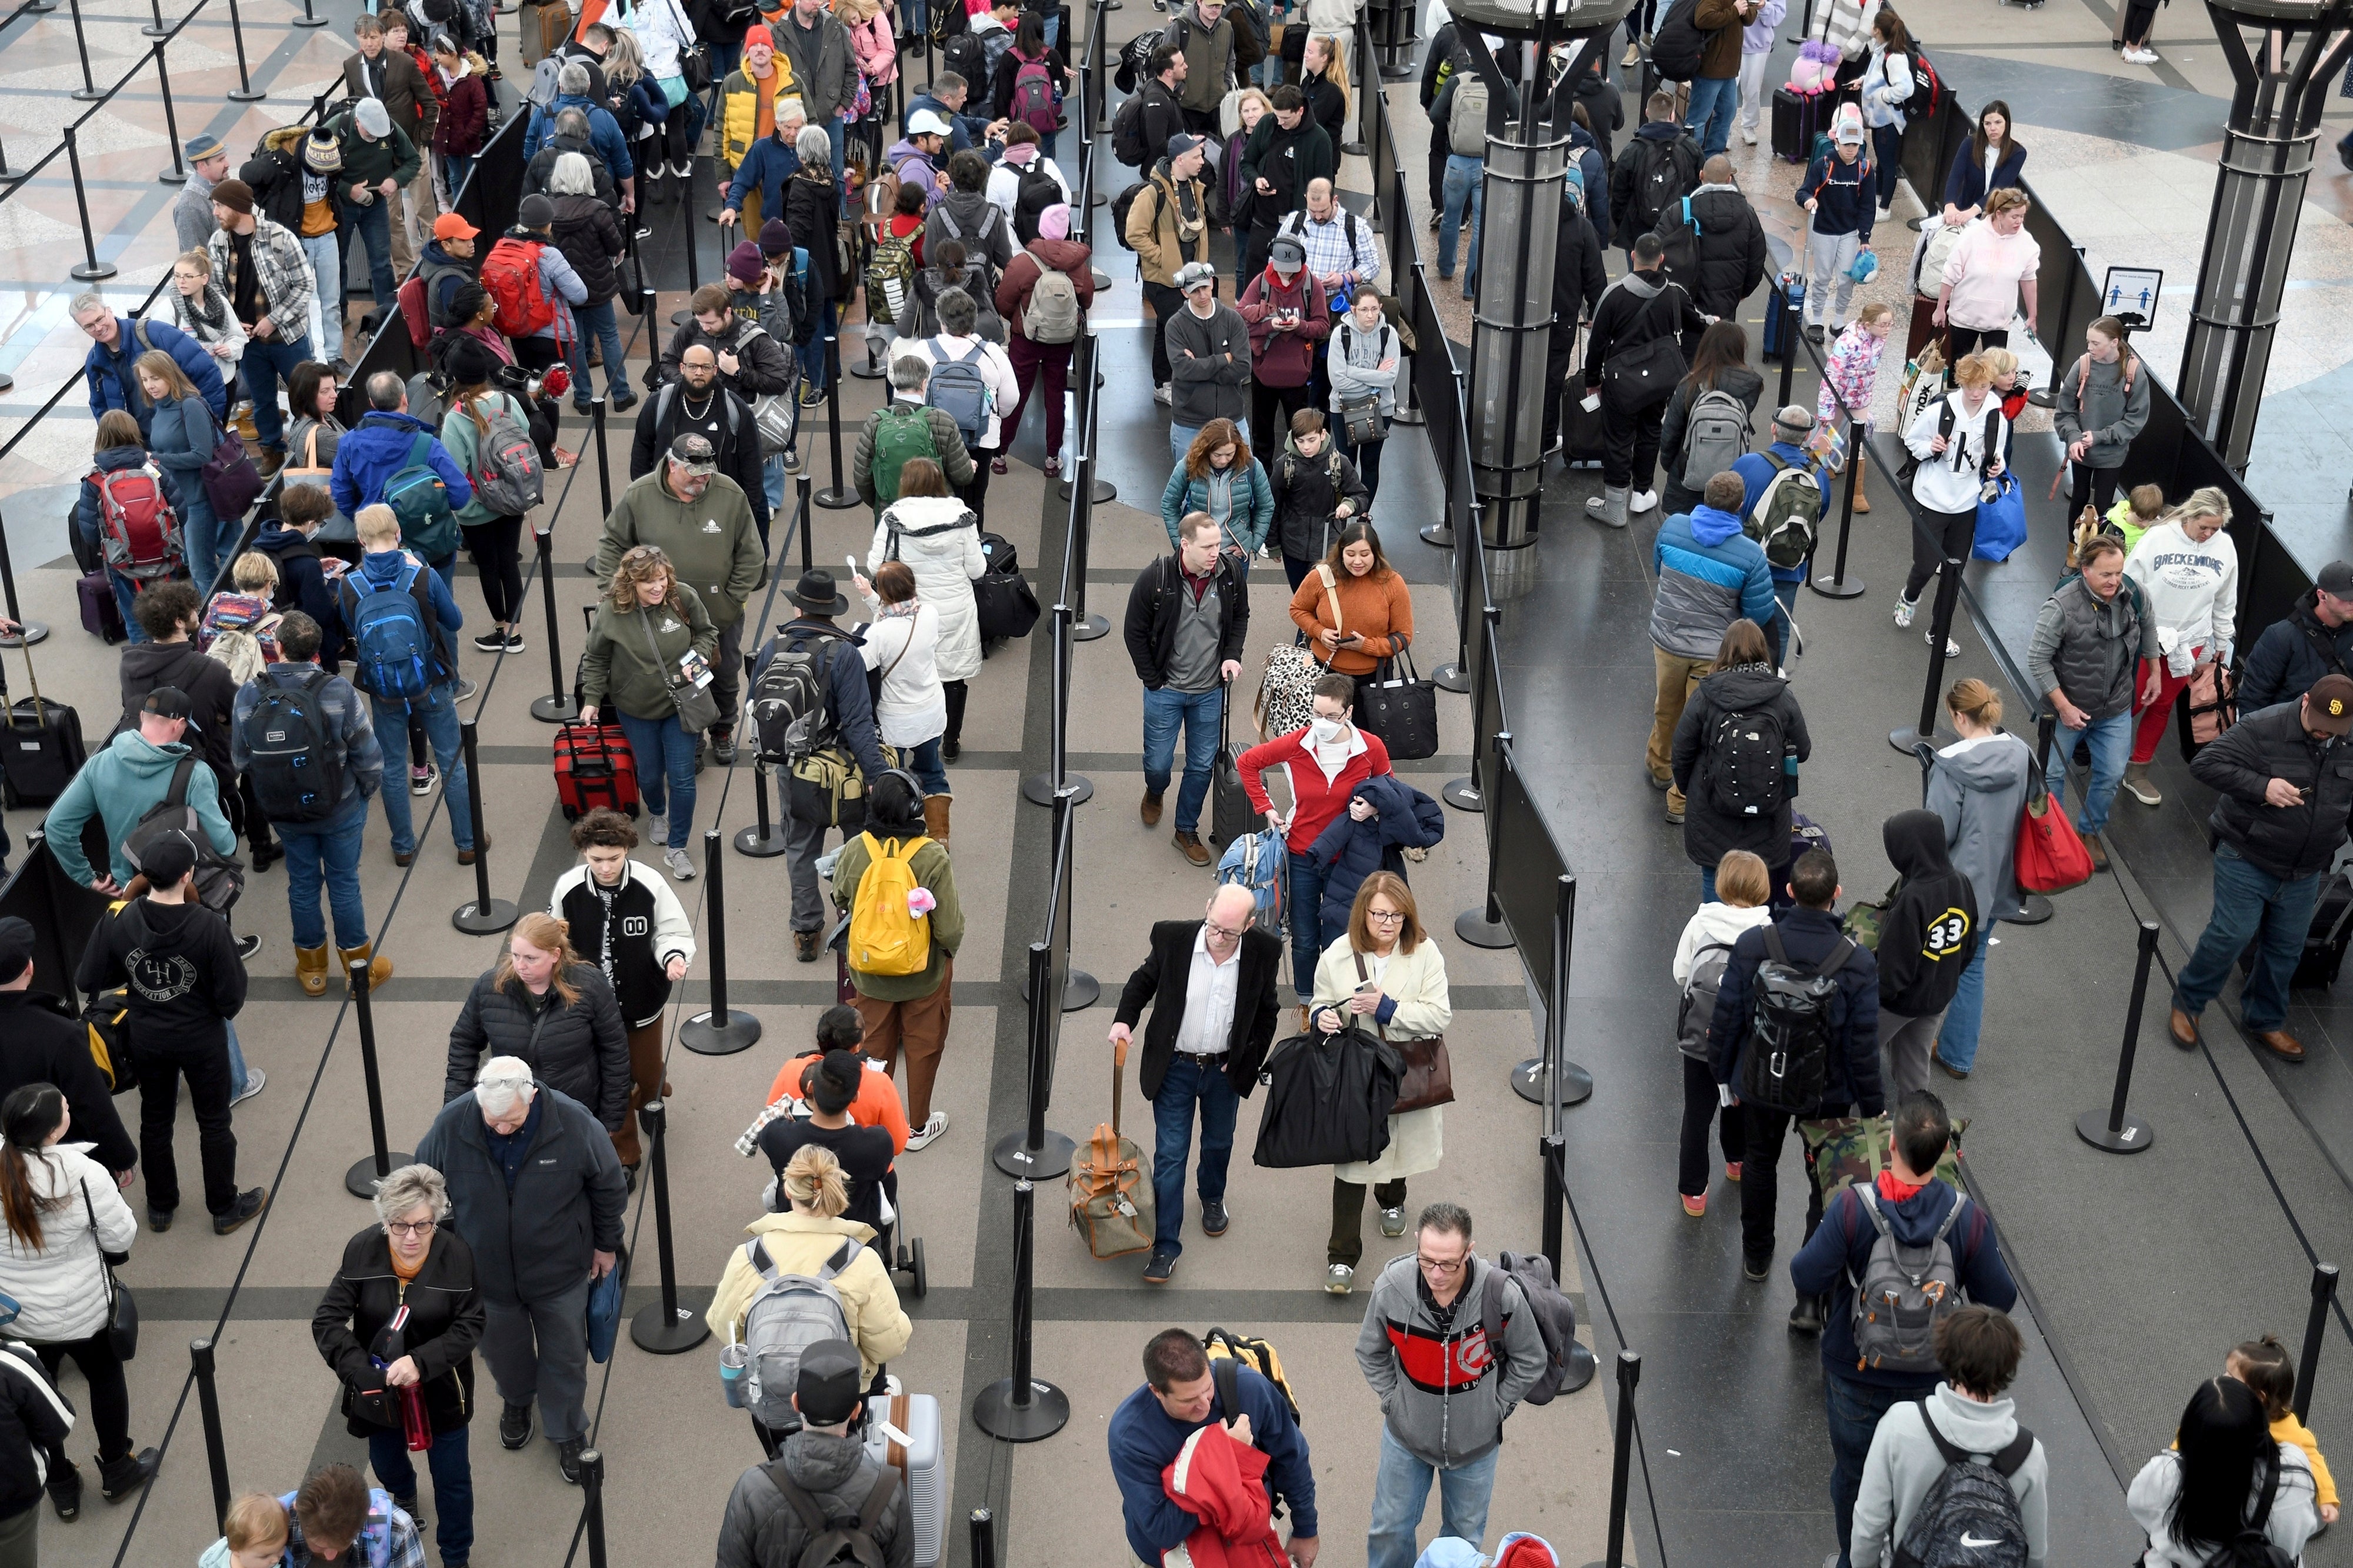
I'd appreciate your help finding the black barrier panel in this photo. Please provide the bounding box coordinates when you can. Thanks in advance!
[1491,735,1574,1006]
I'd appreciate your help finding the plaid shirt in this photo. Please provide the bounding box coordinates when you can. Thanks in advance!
[1277,208,1381,296]
[282,1493,426,1568]
[207,215,316,347]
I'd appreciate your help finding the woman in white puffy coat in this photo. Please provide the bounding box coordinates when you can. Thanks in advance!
[0,1084,145,1511]
[630,0,700,181]
[868,459,987,761]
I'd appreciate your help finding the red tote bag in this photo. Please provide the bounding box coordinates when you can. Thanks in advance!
[2015,754,2094,894]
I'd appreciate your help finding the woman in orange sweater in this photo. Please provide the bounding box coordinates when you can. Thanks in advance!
[1288,521,1415,678]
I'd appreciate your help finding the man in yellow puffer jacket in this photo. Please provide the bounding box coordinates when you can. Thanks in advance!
[720,25,804,232]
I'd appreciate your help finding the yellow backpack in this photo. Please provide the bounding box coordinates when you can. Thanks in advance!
[848,832,933,976]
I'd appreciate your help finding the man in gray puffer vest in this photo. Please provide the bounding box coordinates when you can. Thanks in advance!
[2025,534,2158,870]
[716,1339,914,1568]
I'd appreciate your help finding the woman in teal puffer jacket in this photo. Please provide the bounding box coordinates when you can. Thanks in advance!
[1159,418,1274,579]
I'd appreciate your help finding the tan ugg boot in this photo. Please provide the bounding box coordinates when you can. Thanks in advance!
[339,942,394,992]
[922,794,952,843]
[1852,465,1871,513]
[295,944,331,998]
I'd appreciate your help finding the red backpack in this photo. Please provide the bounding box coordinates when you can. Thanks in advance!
[480,236,567,348]
[1009,51,1059,139]
[92,466,184,585]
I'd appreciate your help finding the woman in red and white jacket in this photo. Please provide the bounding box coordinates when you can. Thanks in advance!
[1237,668,1394,1016]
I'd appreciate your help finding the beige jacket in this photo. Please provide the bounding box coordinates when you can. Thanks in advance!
[705,1211,914,1383]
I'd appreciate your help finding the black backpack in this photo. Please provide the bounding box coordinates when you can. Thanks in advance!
[751,627,847,765]
[942,34,987,94]
[2189,1456,2299,1568]
[1648,0,1707,81]
[1737,925,1852,1113]
[1889,1400,2035,1568]
[762,1463,899,1568]
[1111,93,1151,167]
[1703,702,1787,819]
[1627,134,1700,233]
[1109,182,1151,252]
[123,755,245,915]
[238,667,347,823]
[1013,165,1065,242]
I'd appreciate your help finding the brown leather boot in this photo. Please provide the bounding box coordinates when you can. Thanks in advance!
[922,794,951,843]
[339,942,394,992]
[295,944,331,997]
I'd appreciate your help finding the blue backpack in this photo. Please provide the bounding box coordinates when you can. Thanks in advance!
[382,432,461,562]
[342,561,439,703]
[1215,830,1287,937]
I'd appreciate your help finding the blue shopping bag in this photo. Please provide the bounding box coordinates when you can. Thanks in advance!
[1973,473,2028,562]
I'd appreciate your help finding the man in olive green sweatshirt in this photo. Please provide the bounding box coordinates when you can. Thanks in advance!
[596,434,768,764]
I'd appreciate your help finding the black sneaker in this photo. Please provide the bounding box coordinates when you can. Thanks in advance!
[612,389,638,413]
[558,1437,586,1484]
[503,629,526,653]
[1202,1200,1229,1236]
[212,1187,269,1236]
[1142,1247,1176,1284]
[147,1207,173,1233]
[1741,1251,1772,1282]
[234,933,262,961]
[1788,1293,1825,1335]
[96,1449,157,1503]
[473,630,511,652]
[499,1403,532,1450]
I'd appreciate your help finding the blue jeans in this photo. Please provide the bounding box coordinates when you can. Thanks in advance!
[180,488,225,598]
[1142,685,1221,835]
[1151,1053,1239,1256]
[299,230,343,363]
[1936,916,1995,1072]
[371,686,474,855]
[1367,1424,1500,1568]
[2045,707,2131,840]
[239,334,312,453]
[823,115,848,185]
[340,194,397,312]
[1767,578,1799,668]
[2175,843,2324,1034]
[802,301,836,392]
[617,709,698,848]
[366,1423,474,1566]
[1438,154,1483,284]
[1169,423,1200,467]
[279,795,371,950]
[566,300,626,405]
[1685,74,1739,159]
[444,151,476,203]
[1287,849,1327,1003]
[763,452,787,517]
[1824,1373,1906,1568]
[109,571,146,642]
[224,1020,249,1099]
[904,735,949,798]
[1339,431,1384,501]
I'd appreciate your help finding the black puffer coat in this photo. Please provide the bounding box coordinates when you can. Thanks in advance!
[1652,185,1771,319]
[2193,701,2353,881]
[1267,440,1372,566]
[444,965,629,1130]
[312,1225,486,1436]
[1669,661,1814,872]
[549,191,625,306]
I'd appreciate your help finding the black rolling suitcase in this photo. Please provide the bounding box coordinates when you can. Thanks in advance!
[1209,682,1253,846]
[972,531,1041,646]
[1772,86,1828,164]
[0,644,86,810]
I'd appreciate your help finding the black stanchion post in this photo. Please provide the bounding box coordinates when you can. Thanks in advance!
[816,336,860,508]
[342,956,414,1197]
[1444,600,1499,813]
[66,0,101,98]
[592,396,613,517]
[1511,872,1592,1104]
[2009,709,2059,926]
[1589,1352,1642,1568]
[797,473,815,573]
[65,129,116,281]
[581,1449,610,1568]
[154,45,188,184]
[192,1337,231,1527]
[451,719,521,933]
[1067,451,1109,640]
[1808,419,1866,599]
[735,762,789,855]
[294,0,328,25]
[2076,919,2159,1152]
[2295,1263,2340,1423]
[629,1100,711,1352]
[1056,335,1116,506]
[0,501,51,648]
[529,529,577,722]
[970,1511,997,1568]
[143,0,167,41]
[1888,556,1962,753]
[672,195,704,324]
[971,1180,1071,1440]
[225,0,264,100]
[1022,605,1094,805]
[994,942,1077,1176]
[681,827,763,1053]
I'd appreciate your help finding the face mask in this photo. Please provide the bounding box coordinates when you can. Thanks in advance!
[1309,716,1345,745]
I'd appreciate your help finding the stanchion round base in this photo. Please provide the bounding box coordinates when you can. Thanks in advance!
[1509,1057,1594,1106]
[2009,893,2055,926]
[846,356,886,381]
[1455,907,1512,949]
[671,308,695,326]
[0,622,49,649]
[291,12,329,23]
[1889,725,1952,755]
[629,1303,711,1355]
[158,167,188,185]
[1442,776,1482,812]
[1057,476,1118,505]
[1090,267,1112,289]
[1431,663,1469,694]
[71,261,118,279]
[2027,389,2057,410]
[1378,60,1415,78]
[734,824,791,858]
[345,1153,415,1199]
[0,371,12,389]
[1019,967,1101,1012]
[972,1379,1070,1442]
[2074,1109,2154,1153]
[1419,522,1454,548]
[1342,139,1368,156]
[991,1128,1076,1179]
[529,692,581,723]
[815,486,862,511]
[1071,613,1110,642]
[1021,772,1095,806]
[70,88,108,101]
[1808,567,1866,600]
[226,87,267,101]
[452,898,521,935]
[0,168,20,187]
[681,1009,764,1056]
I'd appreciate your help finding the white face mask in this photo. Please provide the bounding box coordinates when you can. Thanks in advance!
[1309,716,1345,745]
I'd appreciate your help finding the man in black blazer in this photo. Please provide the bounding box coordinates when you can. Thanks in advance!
[1109,885,1285,1285]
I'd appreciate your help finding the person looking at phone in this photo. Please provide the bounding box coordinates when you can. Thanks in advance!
[1288,521,1412,679]
[2169,674,2353,1065]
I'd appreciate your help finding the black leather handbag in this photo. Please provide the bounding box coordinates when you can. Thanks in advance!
[81,1182,137,1361]
[1354,643,1439,761]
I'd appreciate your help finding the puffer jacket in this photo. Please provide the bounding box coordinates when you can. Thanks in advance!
[1927,729,2033,923]
[549,192,625,305]
[0,1143,136,1343]
[75,445,181,565]
[1353,1252,1549,1468]
[1306,773,1444,933]
[1237,267,1329,388]
[2028,573,2157,724]
[1267,440,1371,565]
[1160,458,1274,554]
[2241,588,2353,716]
[1649,503,1777,660]
[871,495,986,682]
[2193,700,2353,882]
[658,312,796,400]
[312,1225,486,1436]
[715,1429,915,1568]
[444,965,631,1130]
[703,1211,912,1377]
[1652,184,1769,319]
[1669,661,1813,870]
[1876,808,1981,1018]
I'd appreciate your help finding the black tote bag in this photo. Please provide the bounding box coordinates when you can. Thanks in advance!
[1251,1026,1402,1169]
[1354,643,1439,761]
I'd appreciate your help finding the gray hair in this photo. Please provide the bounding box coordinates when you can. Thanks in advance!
[795,124,832,165]
[559,61,591,95]
[473,1055,538,1117]
[889,355,930,392]
[933,71,965,96]
[935,287,978,336]
[778,95,809,125]
[549,151,596,198]
[366,370,406,411]
[554,106,591,141]
[69,290,108,322]
[371,1163,452,1228]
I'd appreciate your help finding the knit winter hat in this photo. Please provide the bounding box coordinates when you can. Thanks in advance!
[208,178,255,216]
[1038,202,1071,241]
[517,193,556,229]
[303,128,343,174]
[758,219,794,256]
[727,241,766,286]
[742,22,774,46]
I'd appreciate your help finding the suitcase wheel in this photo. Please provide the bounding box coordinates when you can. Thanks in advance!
[895,1236,928,1298]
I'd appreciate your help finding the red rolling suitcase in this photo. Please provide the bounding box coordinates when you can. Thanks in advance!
[554,722,640,820]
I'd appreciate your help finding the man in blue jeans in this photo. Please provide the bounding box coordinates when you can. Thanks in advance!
[329,96,422,326]
[2170,674,2353,1063]
[1684,0,1759,161]
[231,610,394,998]
[336,505,478,870]
[1124,512,1249,868]
[2027,533,2156,872]
[1106,885,1284,1286]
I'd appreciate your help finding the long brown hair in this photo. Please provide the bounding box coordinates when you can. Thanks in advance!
[1321,519,1392,579]
[1714,617,1771,672]
[607,544,687,616]
[1185,418,1251,481]
[0,1086,68,1252]
[134,349,199,403]
[1969,99,2019,164]
[1349,871,1423,956]
[1684,320,1749,391]
[495,912,584,1007]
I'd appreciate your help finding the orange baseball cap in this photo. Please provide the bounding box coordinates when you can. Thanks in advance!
[433,212,479,241]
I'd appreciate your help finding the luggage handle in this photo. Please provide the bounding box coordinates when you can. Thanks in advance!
[1111,1033,1129,1137]
[11,639,46,725]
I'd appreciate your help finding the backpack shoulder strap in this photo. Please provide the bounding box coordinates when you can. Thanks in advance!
[1761,924,1789,966]
[165,753,197,808]
[1815,935,1857,980]
[1853,1182,1893,1236]
[1211,1352,1241,1424]
[745,1235,777,1278]
[758,1463,833,1535]
[1930,1189,1969,1242]
[821,1236,861,1277]
[856,1466,899,1532]
[1989,1424,2037,1477]
[406,431,434,467]
[1912,1397,1971,1467]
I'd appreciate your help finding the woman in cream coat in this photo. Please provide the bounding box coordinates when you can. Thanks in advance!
[1312,871,1452,1296]
[868,461,986,762]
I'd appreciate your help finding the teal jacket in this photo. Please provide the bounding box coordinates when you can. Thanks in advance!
[42,732,235,888]
[1159,459,1274,555]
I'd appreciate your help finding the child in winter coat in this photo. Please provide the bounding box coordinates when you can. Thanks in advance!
[1799,106,1876,339]
[1305,772,1444,943]
[1817,301,1896,512]
[2227,1333,2341,1527]
[1671,849,1772,1216]
[1872,808,1981,1097]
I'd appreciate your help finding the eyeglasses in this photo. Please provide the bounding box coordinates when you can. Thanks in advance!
[1204,919,1248,941]
[1365,909,1406,925]
[386,1220,437,1237]
[76,316,111,337]
[1417,1254,1465,1275]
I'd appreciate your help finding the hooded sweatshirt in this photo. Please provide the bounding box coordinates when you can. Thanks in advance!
[1649,504,1778,660]
[1849,1384,2050,1568]
[117,640,241,778]
[252,521,346,665]
[329,410,474,521]
[594,468,765,630]
[1238,266,1329,387]
[1669,662,1812,870]
[2124,519,2239,665]
[1877,809,1981,1018]
[1354,1251,1549,1467]
[74,895,248,1055]
[1790,1176,2017,1390]
[42,732,236,888]
[1925,730,2032,924]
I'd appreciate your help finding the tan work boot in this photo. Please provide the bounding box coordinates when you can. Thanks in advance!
[295,944,331,997]
[339,942,394,992]
[922,793,952,843]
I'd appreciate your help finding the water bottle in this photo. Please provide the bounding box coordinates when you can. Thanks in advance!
[1784,744,1801,800]
[719,1342,749,1409]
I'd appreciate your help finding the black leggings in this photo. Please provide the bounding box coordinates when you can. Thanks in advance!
[1944,325,2009,363]
[1904,503,1978,603]
[35,1336,130,1467]
[942,679,968,749]
[1678,1054,1744,1197]
[465,514,527,626]
[2068,463,2123,519]
[2122,0,2158,42]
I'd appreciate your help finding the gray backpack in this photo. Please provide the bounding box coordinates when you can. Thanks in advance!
[1678,385,1752,489]
[738,1235,859,1431]
[1851,1185,1966,1374]
[1889,1399,2034,1568]
[1448,75,1491,153]
[1675,941,1735,1062]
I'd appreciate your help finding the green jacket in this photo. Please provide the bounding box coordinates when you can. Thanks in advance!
[831,831,962,1001]
[42,732,236,888]
[440,391,532,527]
[331,112,423,194]
[595,469,766,630]
[579,588,719,721]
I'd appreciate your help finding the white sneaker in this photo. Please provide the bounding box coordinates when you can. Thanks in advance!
[1629,489,1658,514]
[1893,596,1918,629]
[1741,126,1758,145]
[230,1067,266,1109]
[1153,383,1172,406]
[646,812,667,847]
[905,1112,949,1152]
[664,846,696,881]
[1325,1263,1355,1295]
[1927,630,1959,658]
